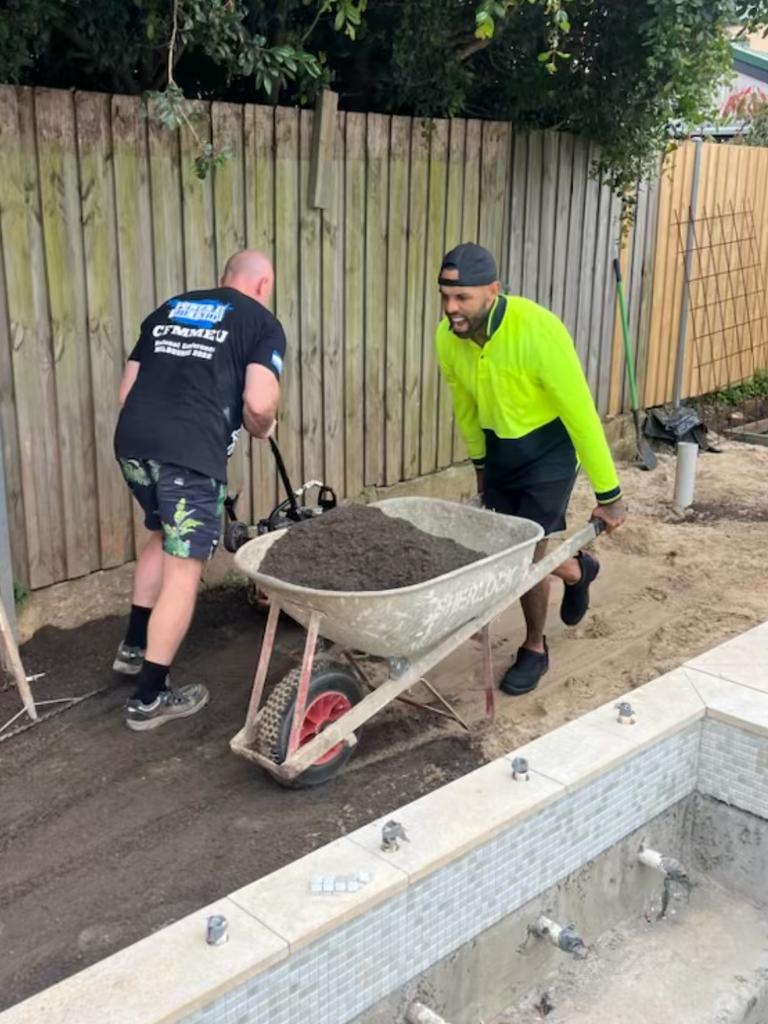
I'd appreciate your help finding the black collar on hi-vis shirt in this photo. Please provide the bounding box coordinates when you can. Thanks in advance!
[438,242,499,287]
[486,294,507,337]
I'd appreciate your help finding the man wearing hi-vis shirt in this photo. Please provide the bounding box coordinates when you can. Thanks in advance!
[436,243,626,696]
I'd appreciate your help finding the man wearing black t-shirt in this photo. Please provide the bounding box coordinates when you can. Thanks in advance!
[113,250,286,731]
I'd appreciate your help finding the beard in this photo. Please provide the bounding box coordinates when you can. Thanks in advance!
[448,301,494,339]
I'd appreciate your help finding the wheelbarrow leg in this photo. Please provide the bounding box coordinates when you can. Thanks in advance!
[480,624,495,720]
[243,601,281,745]
[286,611,322,758]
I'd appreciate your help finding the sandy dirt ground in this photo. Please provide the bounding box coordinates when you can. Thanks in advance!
[1,439,767,1009]
[441,440,768,757]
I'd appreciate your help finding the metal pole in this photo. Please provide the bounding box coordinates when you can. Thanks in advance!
[673,137,703,408]
[0,415,16,639]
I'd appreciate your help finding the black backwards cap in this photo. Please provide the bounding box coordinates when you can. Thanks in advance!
[438,242,499,287]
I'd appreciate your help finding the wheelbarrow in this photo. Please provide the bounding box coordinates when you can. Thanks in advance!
[231,497,604,787]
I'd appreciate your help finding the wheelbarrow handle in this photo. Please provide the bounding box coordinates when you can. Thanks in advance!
[520,519,605,595]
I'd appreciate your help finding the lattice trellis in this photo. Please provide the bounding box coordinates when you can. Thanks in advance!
[675,201,768,398]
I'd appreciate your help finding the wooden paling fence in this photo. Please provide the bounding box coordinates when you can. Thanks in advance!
[643,140,768,408]
[0,86,649,589]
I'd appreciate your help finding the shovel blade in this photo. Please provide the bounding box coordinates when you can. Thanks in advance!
[632,410,657,470]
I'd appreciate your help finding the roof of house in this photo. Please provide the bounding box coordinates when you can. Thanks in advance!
[731,42,768,84]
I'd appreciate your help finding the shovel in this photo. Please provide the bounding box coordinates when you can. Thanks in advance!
[613,258,657,471]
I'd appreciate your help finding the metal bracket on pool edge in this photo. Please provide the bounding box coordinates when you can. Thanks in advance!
[615,701,636,725]
[381,820,409,852]
[206,915,229,946]
[509,756,530,781]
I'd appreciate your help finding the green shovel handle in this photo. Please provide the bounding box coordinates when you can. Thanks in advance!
[613,258,639,413]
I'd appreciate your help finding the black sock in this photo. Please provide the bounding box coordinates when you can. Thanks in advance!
[132,660,169,705]
[125,604,152,649]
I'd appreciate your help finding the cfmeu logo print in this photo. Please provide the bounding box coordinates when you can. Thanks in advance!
[167,299,232,328]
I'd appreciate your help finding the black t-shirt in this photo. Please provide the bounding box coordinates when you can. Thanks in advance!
[114,287,286,481]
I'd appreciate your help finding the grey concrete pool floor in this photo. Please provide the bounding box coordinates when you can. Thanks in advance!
[498,879,768,1024]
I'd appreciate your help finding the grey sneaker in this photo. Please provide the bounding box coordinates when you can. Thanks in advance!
[125,683,210,731]
[113,643,145,676]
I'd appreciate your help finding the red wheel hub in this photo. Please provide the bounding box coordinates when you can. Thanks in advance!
[298,691,353,765]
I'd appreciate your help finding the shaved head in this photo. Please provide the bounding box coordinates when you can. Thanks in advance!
[221,250,274,305]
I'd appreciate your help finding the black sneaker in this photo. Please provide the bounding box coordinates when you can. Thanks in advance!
[500,640,549,696]
[125,683,210,731]
[112,642,145,676]
[560,551,600,626]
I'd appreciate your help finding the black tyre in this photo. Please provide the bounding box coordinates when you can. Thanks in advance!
[255,662,365,787]
[224,521,251,553]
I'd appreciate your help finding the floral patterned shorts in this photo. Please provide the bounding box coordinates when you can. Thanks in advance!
[118,458,226,560]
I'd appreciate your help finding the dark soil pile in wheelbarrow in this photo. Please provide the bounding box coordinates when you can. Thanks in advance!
[260,504,480,590]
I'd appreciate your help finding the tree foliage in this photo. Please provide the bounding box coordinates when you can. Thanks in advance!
[2,0,767,195]
[720,85,768,145]
[0,1,364,97]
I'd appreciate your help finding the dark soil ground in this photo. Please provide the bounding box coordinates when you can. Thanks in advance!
[0,589,481,1011]
[260,504,479,590]
[5,444,768,1014]
[680,500,768,524]
[694,394,768,435]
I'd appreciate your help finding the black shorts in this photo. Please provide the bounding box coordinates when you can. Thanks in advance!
[483,475,577,535]
[118,458,225,560]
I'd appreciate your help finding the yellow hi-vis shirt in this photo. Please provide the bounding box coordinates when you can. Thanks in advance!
[436,295,622,504]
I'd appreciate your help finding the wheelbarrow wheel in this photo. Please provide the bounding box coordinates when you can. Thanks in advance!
[255,662,365,788]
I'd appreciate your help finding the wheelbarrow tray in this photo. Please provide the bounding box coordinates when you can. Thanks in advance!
[234,497,544,659]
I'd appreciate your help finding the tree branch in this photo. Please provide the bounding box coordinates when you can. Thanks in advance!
[456,37,491,61]
[168,0,180,86]
[301,3,325,44]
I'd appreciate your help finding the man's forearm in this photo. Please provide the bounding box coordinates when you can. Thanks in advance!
[243,406,275,438]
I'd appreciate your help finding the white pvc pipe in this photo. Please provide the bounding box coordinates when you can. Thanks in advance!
[405,1002,452,1024]
[673,441,698,512]
[638,846,665,871]
[638,845,688,881]
[535,914,564,947]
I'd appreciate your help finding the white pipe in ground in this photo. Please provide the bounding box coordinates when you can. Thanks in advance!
[638,844,688,881]
[535,914,566,947]
[531,915,587,957]
[673,441,698,513]
[405,1001,452,1024]
[638,846,665,871]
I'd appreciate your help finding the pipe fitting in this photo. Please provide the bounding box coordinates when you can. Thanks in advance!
[638,843,692,919]
[405,1001,452,1024]
[531,915,587,958]
[638,844,689,883]
[510,756,530,781]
